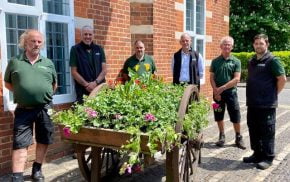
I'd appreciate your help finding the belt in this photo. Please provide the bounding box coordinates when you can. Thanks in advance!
[17,104,47,110]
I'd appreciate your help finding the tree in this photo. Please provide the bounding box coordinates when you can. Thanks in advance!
[230,0,290,52]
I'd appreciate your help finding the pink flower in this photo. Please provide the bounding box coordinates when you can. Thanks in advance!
[212,103,220,110]
[126,166,132,174]
[85,107,98,119]
[63,127,71,137]
[144,113,156,122]
[114,114,123,120]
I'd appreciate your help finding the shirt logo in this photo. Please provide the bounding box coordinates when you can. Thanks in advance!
[257,64,265,67]
[95,53,100,55]
[38,66,47,70]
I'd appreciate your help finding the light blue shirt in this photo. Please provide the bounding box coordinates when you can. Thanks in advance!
[171,50,204,82]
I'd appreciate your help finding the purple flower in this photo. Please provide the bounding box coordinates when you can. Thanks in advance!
[144,113,156,122]
[63,127,71,137]
[85,107,98,119]
[212,103,220,110]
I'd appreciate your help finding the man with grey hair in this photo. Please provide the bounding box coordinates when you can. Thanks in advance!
[70,25,107,103]
[210,36,246,149]
[4,29,57,182]
[172,33,204,89]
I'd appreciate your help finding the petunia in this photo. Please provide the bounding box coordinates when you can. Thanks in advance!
[126,166,132,174]
[85,107,98,119]
[212,102,220,110]
[63,127,71,137]
[114,114,123,120]
[144,113,156,122]
[134,79,141,85]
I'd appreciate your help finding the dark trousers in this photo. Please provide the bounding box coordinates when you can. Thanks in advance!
[247,107,276,161]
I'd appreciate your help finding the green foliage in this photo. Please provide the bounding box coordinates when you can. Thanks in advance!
[230,0,290,52]
[232,51,290,81]
[53,70,210,171]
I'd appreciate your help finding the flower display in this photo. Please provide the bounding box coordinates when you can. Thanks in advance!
[53,69,209,174]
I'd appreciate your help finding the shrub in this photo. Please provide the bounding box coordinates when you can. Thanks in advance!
[232,51,290,81]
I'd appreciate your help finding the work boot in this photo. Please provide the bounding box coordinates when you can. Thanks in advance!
[216,133,225,147]
[243,153,263,163]
[31,162,44,182]
[31,170,44,182]
[256,160,272,170]
[235,135,246,150]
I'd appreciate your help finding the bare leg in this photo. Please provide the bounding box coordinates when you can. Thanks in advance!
[217,120,224,133]
[233,122,241,134]
[12,148,28,172]
[35,143,49,164]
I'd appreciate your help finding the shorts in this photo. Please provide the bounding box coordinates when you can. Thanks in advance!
[13,105,54,150]
[213,90,241,123]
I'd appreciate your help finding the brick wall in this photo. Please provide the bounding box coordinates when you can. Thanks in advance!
[153,0,176,82]
[0,0,230,175]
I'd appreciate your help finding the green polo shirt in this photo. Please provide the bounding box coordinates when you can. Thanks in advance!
[210,55,241,92]
[69,46,106,67]
[4,53,57,106]
[123,54,156,75]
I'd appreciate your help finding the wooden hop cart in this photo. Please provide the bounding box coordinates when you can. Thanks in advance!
[59,84,203,182]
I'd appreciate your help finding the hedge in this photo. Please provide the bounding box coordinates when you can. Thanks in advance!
[232,51,290,82]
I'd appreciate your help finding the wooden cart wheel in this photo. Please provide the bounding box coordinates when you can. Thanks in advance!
[75,145,120,181]
[166,85,202,182]
[75,83,120,182]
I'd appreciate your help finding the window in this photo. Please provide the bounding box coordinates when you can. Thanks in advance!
[46,22,70,95]
[0,1,75,111]
[43,0,70,16]
[185,0,206,84]
[8,0,34,6]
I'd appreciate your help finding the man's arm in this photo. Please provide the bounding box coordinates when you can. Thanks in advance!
[216,72,240,95]
[96,63,107,83]
[4,82,13,92]
[71,67,90,87]
[277,75,286,94]
[210,72,217,94]
[52,82,58,92]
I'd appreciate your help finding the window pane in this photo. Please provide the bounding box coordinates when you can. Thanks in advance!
[5,13,38,59]
[186,0,194,31]
[196,0,205,34]
[196,39,204,56]
[43,0,70,16]
[8,0,34,6]
[46,22,70,95]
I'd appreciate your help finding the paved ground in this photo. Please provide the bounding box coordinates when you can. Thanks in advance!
[1,85,290,182]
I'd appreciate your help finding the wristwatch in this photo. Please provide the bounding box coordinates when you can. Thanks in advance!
[95,79,101,85]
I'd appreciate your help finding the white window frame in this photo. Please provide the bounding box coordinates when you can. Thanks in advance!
[0,0,75,111]
[184,0,206,84]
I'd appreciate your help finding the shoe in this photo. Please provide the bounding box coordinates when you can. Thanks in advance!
[243,154,262,163]
[31,170,45,182]
[256,160,272,170]
[235,135,246,150]
[216,134,225,147]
